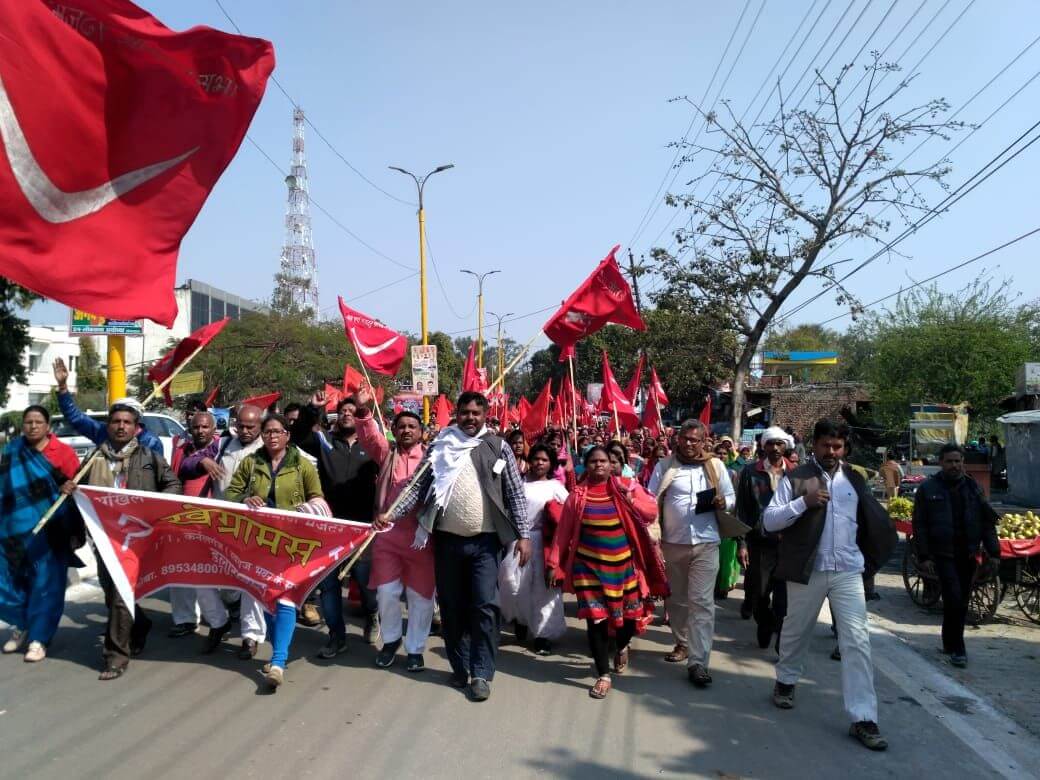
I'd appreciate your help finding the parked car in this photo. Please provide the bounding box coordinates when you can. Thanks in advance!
[50,412,187,463]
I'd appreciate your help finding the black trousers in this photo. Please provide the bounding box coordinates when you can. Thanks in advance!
[935,554,977,656]
[587,619,636,677]
[745,541,787,633]
[434,531,503,681]
[97,557,152,669]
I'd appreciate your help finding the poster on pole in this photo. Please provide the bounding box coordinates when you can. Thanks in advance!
[69,308,143,336]
[411,345,439,396]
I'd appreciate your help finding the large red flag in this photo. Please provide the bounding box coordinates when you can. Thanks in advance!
[649,366,669,405]
[0,1,274,326]
[522,381,553,444]
[239,391,281,411]
[624,353,645,406]
[698,393,713,426]
[543,246,646,347]
[597,351,640,433]
[642,392,662,436]
[338,298,407,376]
[147,318,230,405]
[433,394,453,428]
[462,342,488,393]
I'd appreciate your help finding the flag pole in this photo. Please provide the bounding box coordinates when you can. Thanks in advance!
[612,399,621,439]
[349,351,388,435]
[487,330,539,393]
[32,340,211,536]
[568,353,579,450]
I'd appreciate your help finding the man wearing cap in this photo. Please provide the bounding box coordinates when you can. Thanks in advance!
[736,426,794,649]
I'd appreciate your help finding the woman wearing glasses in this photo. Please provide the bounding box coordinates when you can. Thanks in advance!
[226,413,327,690]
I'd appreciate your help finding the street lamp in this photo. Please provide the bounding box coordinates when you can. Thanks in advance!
[460,269,500,370]
[487,310,513,388]
[389,163,454,423]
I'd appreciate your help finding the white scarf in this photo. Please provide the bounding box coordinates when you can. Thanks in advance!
[427,424,489,512]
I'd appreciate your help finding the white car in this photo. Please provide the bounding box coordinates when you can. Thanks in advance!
[51,412,187,463]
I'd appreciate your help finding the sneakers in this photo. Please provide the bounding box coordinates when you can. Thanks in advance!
[3,628,27,654]
[374,639,402,668]
[688,664,712,687]
[949,653,968,668]
[299,602,322,627]
[849,721,888,751]
[773,681,795,709]
[167,622,198,638]
[24,641,46,663]
[363,613,380,645]
[202,621,232,654]
[665,644,688,663]
[264,665,284,689]
[468,677,491,702]
[318,636,349,659]
[406,653,425,673]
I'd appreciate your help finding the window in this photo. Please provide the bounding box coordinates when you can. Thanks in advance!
[28,354,40,372]
[68,355,77,372]
[210,297,225,321]
[191,291,210,331]
[226,303,239,320]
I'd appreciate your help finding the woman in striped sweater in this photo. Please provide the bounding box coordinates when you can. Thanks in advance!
[546,446,668,699]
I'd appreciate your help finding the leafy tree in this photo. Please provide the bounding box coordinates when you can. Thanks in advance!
[77,337,106,393]
[850,279,1040,435]
[0,280,40,407]
[649,57,961,437]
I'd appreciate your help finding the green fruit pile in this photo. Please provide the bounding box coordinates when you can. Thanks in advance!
[998,511,1040,540]
[887,496,913,521]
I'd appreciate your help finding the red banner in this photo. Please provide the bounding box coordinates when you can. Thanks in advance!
[74,486,372,615]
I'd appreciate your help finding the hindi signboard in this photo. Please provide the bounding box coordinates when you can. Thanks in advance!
[69,309,143,336]
[411,344,439,396]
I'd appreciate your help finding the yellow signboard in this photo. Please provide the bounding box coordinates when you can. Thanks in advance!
[168,371,205,397]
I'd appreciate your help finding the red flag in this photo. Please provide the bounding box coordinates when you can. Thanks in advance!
[698,393,713,426]
[343,365,365,395]
[543,246,646,347]
[323,383,342,412]
[433,394,453,428]
[642,392,662,437]
[597,351,640,433]
[649,366,669,405]
[558,344,576,363]
[624,353,645,406]
[521,381,552,444]
[240,391,280,411]
[518,396,532,420]
[147,318,230,405]
[74,486,369,615]
[337,297,407,376]
[203,386,220,407]
[0,2,274,326]
[462,343,488,393]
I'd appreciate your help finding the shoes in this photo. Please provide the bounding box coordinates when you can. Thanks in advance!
[167,622,197,638]
[688,664,712,688]
[374,639,402,668]
[448,671,469,689]
[406,653,425,673]
[318,636,349,660]
[3,628,27,654]
[299,602,322,627]
[949,653,968,668]
[514,621,529,642]
[238,639,258,659]
[363,613,380,645]
[830,646,842,662]
[773,681,795,709]
[202,621,232,654]
[849,721,888,751]
[533,638,552,656]
[264,665,284,689]
[468,677,491,702]
[24,641,46,663]
[665,644,688,663]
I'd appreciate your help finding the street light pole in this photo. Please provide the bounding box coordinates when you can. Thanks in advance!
[487,310,513,388]
[389,163,454,423]
[460,269,500,369]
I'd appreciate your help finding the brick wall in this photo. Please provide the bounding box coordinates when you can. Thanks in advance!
[768,382,871,439]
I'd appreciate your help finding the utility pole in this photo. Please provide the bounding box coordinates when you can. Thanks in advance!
[460,269,500,368]
[626,248,646,316]
[488,310,513,387]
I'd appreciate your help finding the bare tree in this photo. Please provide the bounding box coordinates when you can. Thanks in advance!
[650,57,962,437]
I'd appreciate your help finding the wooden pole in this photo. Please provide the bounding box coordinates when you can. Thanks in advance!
[350,353,388,435]
[568,353,579,450]
[32,340,211,536]
[612,399,621,439]
[487,330,539,393]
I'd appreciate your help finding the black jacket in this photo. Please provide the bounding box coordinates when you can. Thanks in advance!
[296,429,377,523]
[774,462,897,585]
[912,473,999,561]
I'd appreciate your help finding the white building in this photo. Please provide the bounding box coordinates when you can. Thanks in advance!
[3,326,84,413]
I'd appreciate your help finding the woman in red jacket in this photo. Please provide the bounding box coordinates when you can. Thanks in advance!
[546,446,668,699]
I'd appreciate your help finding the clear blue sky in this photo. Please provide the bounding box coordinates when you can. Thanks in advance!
[29,0,1040,348]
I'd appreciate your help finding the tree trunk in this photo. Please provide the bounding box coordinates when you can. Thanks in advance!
[729,351,751,441]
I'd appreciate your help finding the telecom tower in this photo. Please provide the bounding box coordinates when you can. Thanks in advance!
[272,107,319,318]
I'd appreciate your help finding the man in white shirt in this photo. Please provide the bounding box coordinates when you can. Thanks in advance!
[763,419,887,751]
[649,420,735,688]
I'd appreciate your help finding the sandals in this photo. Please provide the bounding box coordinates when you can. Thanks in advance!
[98,666,125,681]
[614,646,630,674]
[589,676,612,699]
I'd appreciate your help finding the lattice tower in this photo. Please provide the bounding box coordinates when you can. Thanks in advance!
[273,107,319,318]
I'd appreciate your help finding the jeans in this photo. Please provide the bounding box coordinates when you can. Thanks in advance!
[434,531,503,681]
[320,558,377,642]
[777,569,878,724]
[662,541,719,668]
[935,554,977,656]
[263,602,297,668]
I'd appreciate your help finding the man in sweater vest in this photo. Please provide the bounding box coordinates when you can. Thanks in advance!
[763,419,888,751]
[381,391,530,702]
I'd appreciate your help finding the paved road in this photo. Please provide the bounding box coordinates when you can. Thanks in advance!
[1,584,1035,779]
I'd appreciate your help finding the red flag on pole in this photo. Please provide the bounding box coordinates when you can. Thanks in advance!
[147,318,230,405]
[522,380,553,444]
[698,393,713,426]
[462,343,488,393]
[0,1,274,326]
[343,365,365,395]
[649,366,669,405]
[239,391,281,411]
[642,392,662,436]
[542,246,646,347]
[323,384,342,412]
[203,386,220,408]
[624,353,645,406]
[597,351,640,433]
[433,394,453,428]
[337,297,408,376]
[558,344,576,363]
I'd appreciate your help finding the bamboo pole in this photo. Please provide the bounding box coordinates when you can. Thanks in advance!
[350,354,388,435]
[486,330,540,394]
[32,340,211,536]
[568,353,579,450]
[612,399,622,438]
